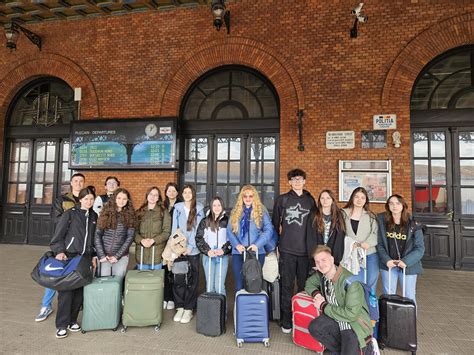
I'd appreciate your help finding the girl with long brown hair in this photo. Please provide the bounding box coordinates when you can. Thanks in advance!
[134,187,171,271]
[342,187,379,292]
[94,188,136,278]
[170,184,204,324]
[226,185,273,291]
[306,189,346,265]
[377,194,425,304]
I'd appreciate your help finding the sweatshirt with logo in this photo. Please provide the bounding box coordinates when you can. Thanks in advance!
[272,189,315,256]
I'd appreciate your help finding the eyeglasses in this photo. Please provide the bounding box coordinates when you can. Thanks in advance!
[290,177,305,182]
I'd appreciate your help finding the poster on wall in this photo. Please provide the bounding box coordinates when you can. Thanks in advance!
[69,118,177,170]
[339,160,392,203]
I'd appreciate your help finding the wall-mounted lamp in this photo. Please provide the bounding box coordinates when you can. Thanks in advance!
[211,0,230,34]
[4,21,42,51]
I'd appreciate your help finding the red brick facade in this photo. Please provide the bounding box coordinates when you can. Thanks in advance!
[1,1,473,211]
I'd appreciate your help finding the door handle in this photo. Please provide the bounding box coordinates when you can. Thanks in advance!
[31,212,51,216]
[6,211,23,215]
[425,224,449,229]
[463,226,474,230]
[446,210,454,221]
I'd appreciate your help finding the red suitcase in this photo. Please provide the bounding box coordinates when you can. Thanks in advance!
[292,292,324,353]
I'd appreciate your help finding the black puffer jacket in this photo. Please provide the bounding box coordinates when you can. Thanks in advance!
[196,213,231,255]
[95,221,135,260]
[50,206,97,258]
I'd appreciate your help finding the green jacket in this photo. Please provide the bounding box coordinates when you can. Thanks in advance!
[134,203,171,265]
[304,266,372,349]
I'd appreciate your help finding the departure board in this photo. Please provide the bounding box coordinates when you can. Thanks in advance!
[69,118,177,169]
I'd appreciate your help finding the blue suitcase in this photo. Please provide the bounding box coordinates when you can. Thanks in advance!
[234,290,270,348]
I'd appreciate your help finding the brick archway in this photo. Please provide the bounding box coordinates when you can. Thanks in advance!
[0,53,100,125]
[381,12,474,109]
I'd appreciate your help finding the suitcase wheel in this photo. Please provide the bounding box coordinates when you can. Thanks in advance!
[154,325,160,332]
[236,340,243,348]
[121,326,127,334]
[112,326,119,332]
[81,330,86,334]
[264,340,270,348]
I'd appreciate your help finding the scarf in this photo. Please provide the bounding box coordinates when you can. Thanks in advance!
[240,205,253,244]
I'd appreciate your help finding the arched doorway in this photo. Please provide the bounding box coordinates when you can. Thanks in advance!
[1,77,77,245]
[411,45,474,269]
[179,65,280,210]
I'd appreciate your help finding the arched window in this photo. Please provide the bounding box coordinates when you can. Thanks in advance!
[411,46,474,110]
[182,66,279,121]
[8,78,77,126]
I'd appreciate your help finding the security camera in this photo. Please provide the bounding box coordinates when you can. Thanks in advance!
[351,3,364,16]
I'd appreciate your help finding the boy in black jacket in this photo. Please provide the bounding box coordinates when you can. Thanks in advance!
[272,168,316,333]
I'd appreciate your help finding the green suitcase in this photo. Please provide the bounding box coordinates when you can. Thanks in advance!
[82,275,122,332]
[122,246,164,332]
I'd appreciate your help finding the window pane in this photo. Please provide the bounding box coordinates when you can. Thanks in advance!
[432,187,447,213]
[250,161,262,184]
[229,162,240,183]
[261,185,275,212]
[460,160,474,186]
[196,162,207,183]
[459,132,474,157]
[46,142,56,161]
[461,188,474,214]
[9,163,18,182]
[216,162,228,183]
[45,163,55,183]
[196,184,207,207]
[61,163,71,183]
[414,186,429,213]
[229,139,240,160]
[430,132,445,157]
[7,184,17,203]
[17,184,27,204]
[413,133,428,157]
[215,105,245,120]
[431,160,446,185]
[35,163,45,182]
[250,139,264,160]
[414,160,428,185]
[263,162,275,184]
[263,138,275,160]
[63,141,70,161]
[61,184,70,195]
[11,142,20,161]
[196,139,208,160]
[20,143,29,161]
[184,161,195,182]
[18,163,29,182]
[455,91,474,109]
[36,142,46,161]
[217,140,228,160]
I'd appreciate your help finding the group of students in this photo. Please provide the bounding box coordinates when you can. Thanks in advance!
[36,168,424,352]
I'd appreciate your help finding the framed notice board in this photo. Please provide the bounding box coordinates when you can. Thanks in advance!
[69,118,177,169]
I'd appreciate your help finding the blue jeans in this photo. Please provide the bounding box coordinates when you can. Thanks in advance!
[202,255,229,296]
[352,252,379,293]
[381,268,418,305]
[42,288,56,308]
[135,263,163,270]
[231,253,265,291]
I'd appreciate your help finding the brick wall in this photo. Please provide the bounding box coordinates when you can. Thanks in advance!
[1,1,473,211]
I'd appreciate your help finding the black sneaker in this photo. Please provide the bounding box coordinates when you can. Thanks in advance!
[56,329,68,339]
[67,323,81,332]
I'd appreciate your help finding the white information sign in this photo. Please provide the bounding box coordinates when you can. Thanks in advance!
[373,114,397,130]
[326,131,355,149]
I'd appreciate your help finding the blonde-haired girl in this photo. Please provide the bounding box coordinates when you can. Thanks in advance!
[227,185,273,291]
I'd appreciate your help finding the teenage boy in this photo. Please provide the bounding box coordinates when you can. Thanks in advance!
[35,173,86,322]
[93,176,120,215]
[305,245,373,355]
[272,168,315,333]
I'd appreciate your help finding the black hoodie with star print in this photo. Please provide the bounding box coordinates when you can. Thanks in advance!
[272,189,316,256]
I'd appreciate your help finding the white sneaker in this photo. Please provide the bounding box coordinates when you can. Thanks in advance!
[173,308,184,322]
[163,301,168,309]
[180,310,193,324]
[166,301,175,310]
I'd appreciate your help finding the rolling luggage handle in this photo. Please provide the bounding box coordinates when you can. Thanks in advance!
[139,244,156,271]
[207,252,223,294]
[388,265,406,298]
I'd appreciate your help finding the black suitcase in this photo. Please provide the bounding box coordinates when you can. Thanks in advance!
[378,268,417,354]
[264,278,281,321]
[196,257,226,337]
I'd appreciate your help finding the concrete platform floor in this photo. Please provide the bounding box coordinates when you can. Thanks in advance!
[0,244,473,354]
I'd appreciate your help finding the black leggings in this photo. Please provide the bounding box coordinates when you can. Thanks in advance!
[172,254,200,311]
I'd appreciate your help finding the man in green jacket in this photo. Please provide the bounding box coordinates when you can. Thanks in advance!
[305,245,373,354]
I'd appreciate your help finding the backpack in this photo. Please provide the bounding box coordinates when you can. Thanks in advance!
[171,258,191,287]
[242,252,263,293]
[344,275,379,323]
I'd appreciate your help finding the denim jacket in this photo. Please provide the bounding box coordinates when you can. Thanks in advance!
[226,210,273,255]
[171,202,205,256]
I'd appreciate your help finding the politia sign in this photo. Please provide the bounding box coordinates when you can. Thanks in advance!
[373,114,397,130]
